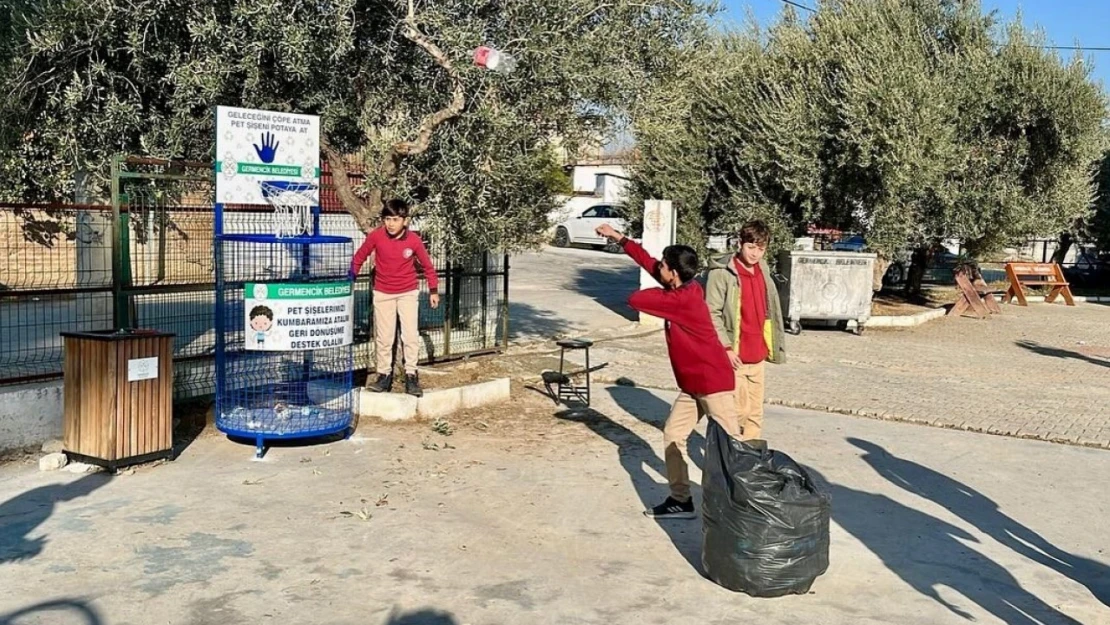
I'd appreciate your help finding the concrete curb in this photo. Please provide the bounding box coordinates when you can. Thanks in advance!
[863,308,946,328]
[764,397,1110,450]
[358,377,511,422]
[859,295,1108,330]
[1026,295,1110,303]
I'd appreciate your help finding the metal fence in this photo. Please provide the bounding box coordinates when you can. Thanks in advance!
[1,156,509,397]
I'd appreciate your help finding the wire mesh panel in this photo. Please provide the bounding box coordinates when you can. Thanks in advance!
[0,155,510,395]
[0,203,114,383]
[215,234,354,456]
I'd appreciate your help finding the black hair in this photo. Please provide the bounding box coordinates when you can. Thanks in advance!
[249,305,274,320]
[662,245,700,283]
[381,198,410,219]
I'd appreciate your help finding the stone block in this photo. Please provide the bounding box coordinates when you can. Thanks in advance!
[417,388,463,419]
[460,378,511,409]
[358,389,418,421]
[39,452,68,472]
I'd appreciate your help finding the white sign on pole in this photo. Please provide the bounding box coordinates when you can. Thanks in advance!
[215,106,320,205]
[244,282,354,351]
[639,200,677,327]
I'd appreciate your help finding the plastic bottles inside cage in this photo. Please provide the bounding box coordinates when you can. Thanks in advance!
[215,234,356,440]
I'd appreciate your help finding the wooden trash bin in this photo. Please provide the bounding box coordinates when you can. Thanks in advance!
[61,329,176,469]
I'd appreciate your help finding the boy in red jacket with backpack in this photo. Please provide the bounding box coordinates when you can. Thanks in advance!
[596,223,741,519]
[350,199,439,397]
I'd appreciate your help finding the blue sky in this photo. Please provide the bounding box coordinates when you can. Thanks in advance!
[716,0,1110,89]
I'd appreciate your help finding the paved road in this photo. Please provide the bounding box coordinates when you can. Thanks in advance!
[1,393,1107,624]
[562,303,1110,449]
[508,245,1110,448]
[508,245,639,342]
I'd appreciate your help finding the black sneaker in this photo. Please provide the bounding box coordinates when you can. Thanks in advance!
[643,496,696,519]
[405,373,423,398]
[367,373,393,393]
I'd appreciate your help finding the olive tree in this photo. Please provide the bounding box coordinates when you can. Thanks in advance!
[0,0,711,255]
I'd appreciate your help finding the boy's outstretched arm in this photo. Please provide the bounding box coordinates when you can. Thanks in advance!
[595,224,663,286]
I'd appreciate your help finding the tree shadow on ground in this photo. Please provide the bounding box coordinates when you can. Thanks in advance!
[0,474,112,565]
[571,266,639,322]
[0,599,103,625]
[807,462,1084,624]
[383,607,459,625]
[849,437,1110,608]
[1015,340,1110,369]
[554,406,703,574]
[606,385,705,471]
[508,301,574,342]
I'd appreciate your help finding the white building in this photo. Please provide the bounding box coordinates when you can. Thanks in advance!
[547,154,634,231]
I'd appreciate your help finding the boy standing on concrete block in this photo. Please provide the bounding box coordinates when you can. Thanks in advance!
[704,220,786,441]
[349,199,439,397]
[596,223,741,520]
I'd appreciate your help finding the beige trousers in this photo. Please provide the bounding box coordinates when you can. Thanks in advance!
[373,290,419,375]
[662,391,741,502]
[735,362,766,441]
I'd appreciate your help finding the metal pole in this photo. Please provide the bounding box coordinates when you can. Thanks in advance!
[213,200,225,418]
[443,258,452,359]
[480,252,489,348]
[110,155,125,329]
[501,253,510,350]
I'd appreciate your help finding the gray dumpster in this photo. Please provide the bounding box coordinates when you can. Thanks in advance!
[776,250,876,335]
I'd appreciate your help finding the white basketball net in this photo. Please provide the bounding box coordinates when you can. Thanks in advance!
[260,181,316,237]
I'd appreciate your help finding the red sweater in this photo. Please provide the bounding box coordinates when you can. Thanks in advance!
[621,238,735,396]
[736,258,769,364]
[350,227,439,294]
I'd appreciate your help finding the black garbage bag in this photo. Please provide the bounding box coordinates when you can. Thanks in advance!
[701,419,831,597]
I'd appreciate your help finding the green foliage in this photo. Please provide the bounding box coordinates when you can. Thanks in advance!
[630,0,1108,261]
[1088,151,1110,252]
[0,0,711,255]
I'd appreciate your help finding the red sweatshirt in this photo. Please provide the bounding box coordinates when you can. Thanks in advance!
[735,257,769,364]
[350,227,439,294]
[621,238,735,396]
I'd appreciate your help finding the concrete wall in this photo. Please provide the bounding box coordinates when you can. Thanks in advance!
[571,165,628,194]
[0,381,64,451]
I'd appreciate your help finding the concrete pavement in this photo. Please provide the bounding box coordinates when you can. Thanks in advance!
[507,246,1110,448]
[508,246,639,343]
[1,386,1107,625]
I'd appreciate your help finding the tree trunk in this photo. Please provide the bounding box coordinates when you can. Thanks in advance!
[905,244,934,297]
[322,1,466,233]
[1050,232,1074,265]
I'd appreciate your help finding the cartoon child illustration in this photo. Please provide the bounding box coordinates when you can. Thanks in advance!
[249,305,275,348]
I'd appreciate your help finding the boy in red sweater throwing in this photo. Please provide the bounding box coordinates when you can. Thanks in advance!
[596,223,741,520]
[349,199,439,397]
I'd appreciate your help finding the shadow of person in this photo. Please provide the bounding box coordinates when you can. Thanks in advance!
[807,467,1082,624]
[1015,340,1110,369]
[0,473,112,564]
[554,407,702,573]
[848,437,1110,607]
[0,599,103,625]
[606,385,706,470]
[383,607,459,625]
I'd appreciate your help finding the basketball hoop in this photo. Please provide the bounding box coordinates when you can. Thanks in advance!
[260,180,317,237]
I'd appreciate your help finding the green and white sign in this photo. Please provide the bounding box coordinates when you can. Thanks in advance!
[215,106,320,205]
[244,282,353,351]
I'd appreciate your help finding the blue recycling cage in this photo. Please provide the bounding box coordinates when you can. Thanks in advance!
[214,182,355,458]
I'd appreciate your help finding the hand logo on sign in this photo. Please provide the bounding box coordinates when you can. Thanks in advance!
[254,132,280,163]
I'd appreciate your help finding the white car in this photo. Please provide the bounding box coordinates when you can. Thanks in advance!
[552,204,629,252]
